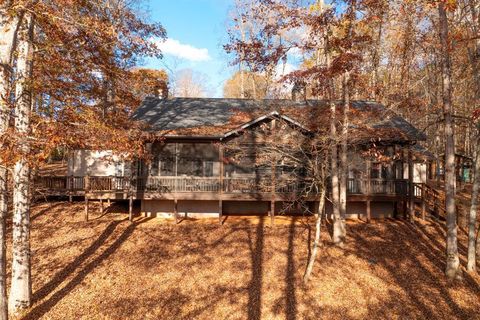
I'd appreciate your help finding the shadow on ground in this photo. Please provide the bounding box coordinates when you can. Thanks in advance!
[19,202,480,320]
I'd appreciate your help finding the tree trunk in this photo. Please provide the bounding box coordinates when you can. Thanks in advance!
[438,2,461,280]
[239,21,246,99]
[467,0,479,101]
[338,0,355,238]
[8,12,34,315]
[0,4,21,319]
[331,100,342,245]
[303,188,326,283]
[337,1,356,244]
[339,72,349,238]
[371,17,383,100]
[467,125,480,272]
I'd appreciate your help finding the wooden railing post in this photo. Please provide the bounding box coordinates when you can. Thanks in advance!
[366,160,371,195]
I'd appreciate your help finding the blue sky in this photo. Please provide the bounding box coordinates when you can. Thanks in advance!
[143,0,234,97]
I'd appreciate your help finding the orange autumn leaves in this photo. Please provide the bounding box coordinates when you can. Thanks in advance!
[0,1,167,166]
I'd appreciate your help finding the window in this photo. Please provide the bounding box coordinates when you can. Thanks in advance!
[371,163,380,179]
[371,163,390,179]
[381,166,389,179]
[114,161,123,176]
[133,160,147,176]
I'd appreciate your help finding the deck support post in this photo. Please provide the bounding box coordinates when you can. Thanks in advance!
[218,200,223,225]
[100,198,104,214]
[366,160,371,222]
[421,195,426,220]
[68,175,73,202]
[107,198,110,206]
[408,146,415,222]
[129,195,133,222]
[270,200,275,226]
[174,198,178,224]
[421,184,426,220]
[84,197,89,221]
[366,200,371,223]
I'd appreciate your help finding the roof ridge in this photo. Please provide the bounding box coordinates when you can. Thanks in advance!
[144,96,385,104]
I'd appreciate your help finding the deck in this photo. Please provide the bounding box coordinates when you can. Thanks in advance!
[34,175,436,223]
[34,175,413,201]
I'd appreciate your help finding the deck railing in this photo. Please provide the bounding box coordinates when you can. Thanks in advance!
[223,178,272,193]
[347,178,408,196]
[133,177,222,193]
[89,176,129,192]
[35,176,85,192]
[34,175,412,196]
[412,182,446,218]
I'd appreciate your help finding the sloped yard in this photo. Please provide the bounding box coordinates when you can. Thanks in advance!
[13,201,480,319]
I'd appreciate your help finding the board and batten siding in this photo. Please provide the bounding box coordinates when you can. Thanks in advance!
[68,150,126,176]
[403,163,427,184]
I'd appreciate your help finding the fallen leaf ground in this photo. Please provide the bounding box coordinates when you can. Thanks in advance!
[11,201,480,319]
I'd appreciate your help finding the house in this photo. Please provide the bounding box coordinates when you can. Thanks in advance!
[430,152,474,184]
[36,95,429,222]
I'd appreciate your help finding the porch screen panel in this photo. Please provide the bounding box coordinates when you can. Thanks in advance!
[160,159,174,176]
[177,143,219,177]
[151,143,175,176]
[204,161,214,177]
[151,156,159,176]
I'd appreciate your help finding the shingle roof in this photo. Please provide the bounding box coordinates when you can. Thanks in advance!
[132,97,426,143]
[412,144,435,161]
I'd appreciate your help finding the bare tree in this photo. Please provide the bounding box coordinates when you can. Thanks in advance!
[467,123,479,272]
[438,2,461,281]
[0,2,21,318]
[8,11,34,314]
[2,1,166,315]
[466,0,480,274]
[303,178,326,283]
[339,0,357,243]
[223,71,267,99]
[173,69,211,98]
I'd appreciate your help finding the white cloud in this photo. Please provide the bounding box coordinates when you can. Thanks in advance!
[155,38,211,62]
[288,47,303,58]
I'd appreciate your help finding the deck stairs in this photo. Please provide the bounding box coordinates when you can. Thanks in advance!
[415,180,475,228]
